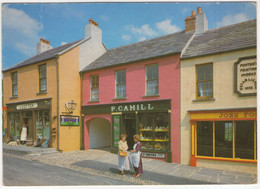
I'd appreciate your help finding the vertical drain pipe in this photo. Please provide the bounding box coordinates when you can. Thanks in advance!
[55,55,62,152]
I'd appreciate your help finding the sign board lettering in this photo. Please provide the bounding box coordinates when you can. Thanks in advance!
[60,115,79,126]
[234,56,257,96]
[16,103,38,110]
[142,152,165,159]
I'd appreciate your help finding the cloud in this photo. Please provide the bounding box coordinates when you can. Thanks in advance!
[131,24,158,37]
[61,41,68,46]
[122,35,131,41]
[156,19,181,34]
[216,13,249,27]
[2,7,43,56]
[138,37,147,42]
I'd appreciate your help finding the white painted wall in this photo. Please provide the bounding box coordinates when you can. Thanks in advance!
[89,118,111,149]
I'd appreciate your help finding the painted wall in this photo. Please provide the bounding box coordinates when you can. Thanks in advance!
[58,46,81,152]
[82,54,181,163]
[3,59,58,148]
[180,48,257,173]
[89,118,111,148]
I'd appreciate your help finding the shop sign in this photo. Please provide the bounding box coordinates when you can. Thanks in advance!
[111,103,154,113]
[234,56,257,96]
[219,112,256,119]
[16,103,38,110]
[142,152,165,159]
[60,115,79,126]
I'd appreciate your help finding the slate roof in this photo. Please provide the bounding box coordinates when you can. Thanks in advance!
[3,39,82,72]
[81,30,194,72]
[182,19,256,59]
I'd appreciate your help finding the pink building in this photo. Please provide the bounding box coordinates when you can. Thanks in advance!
[80,17,194,163]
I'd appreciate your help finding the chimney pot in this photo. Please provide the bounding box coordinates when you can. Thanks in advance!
[37,38,52,54]
[89,18,98,27]
[197,7,203,14]
[191,10,196,16]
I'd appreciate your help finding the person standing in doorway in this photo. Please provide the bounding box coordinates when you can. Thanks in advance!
[130,134,143,178]
[118,134,130,175]
[20,123,27,145]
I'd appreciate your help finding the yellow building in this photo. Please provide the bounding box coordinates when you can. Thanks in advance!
[180,19,257,174]
[2,19,106,152]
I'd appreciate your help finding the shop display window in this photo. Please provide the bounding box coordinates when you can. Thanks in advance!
[36,110,50,140]
[139,113,169,151]
[9,112,20,139]
[197,121,213,157]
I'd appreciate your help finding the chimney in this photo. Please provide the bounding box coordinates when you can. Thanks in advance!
[85,18,102,42]
[185,7,208,34]
[37,38,53,54]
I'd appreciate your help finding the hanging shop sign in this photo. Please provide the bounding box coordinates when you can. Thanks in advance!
[113,115,121,147]
[60,115,79,126]
[234,56,257,96]
[16,103,38,110]
[142,152,165,159]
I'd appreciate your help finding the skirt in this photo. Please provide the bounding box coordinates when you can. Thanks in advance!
[20,127,27,141]
[118,152,130,171]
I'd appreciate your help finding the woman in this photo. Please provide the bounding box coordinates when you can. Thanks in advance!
[130,134,143,178]
[118,134,130,175]
[20,123,27,145]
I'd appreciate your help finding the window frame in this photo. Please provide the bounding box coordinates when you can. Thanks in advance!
[11,72,18,97]
[145,63,159,96]
[39,64,47,92]
[195,63,213,100]
[90,74,99,101]
[195,120,257,162]
[115,69,126,98]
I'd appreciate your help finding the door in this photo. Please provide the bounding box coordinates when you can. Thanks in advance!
[123,114,136,150]
[22,111,33,140]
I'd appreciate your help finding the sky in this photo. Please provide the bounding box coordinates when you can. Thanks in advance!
[1,1,257,70]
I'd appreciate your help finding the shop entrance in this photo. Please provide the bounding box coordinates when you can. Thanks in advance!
[123,114,136,150]
[22,111,33,140]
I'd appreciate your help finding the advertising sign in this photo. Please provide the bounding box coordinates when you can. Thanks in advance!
[60,115,79,126]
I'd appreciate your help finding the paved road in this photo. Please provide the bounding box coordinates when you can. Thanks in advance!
[3,155,134,186]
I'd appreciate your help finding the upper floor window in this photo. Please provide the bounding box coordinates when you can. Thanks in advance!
[11,72,18,97]
[39,64,47,92]
[196,63,213,99]
[115,70,126,98]
[146,64,159,95]
[90,75,99,101]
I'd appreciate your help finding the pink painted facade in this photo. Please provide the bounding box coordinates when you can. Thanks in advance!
[82,54,181,163]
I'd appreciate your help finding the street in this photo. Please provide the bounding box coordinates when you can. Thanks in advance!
[3,154,134,186]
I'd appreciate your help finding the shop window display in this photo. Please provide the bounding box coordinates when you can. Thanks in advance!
[36,110,50,140]
[9,112,20,139]
[139,113,169,151]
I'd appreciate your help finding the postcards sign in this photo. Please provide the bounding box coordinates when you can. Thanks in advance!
[234,56,257,96]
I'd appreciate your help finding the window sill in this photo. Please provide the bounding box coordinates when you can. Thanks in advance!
[143,94,160,98]
[36,91,47,95]
[88,100,100,103]
[193,98,215,102]
[113,97,127,101]
[9,96,18,99]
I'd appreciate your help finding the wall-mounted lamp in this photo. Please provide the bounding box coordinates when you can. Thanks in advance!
[64,100,77,114]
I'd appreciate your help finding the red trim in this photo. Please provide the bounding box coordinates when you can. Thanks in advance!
[190,156,196,166]
[190,118,256,121]
[2,106,7,111]
[196,156,257,163]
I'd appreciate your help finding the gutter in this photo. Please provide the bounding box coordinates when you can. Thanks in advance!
[54,55,63,152]
[80,72,85,150]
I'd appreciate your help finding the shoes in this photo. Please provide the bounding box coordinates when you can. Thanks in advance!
[136,174,141,178]
[120,171,124,175]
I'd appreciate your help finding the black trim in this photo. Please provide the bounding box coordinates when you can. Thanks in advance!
[234,55,257,97]
[5,97,52,105]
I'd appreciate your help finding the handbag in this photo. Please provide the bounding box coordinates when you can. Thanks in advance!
[119,150,127,157]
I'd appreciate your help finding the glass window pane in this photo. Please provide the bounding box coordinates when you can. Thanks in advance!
[215,121,233,158]
[235,121,254,159]
[197,121,213,157]
[205,64,213,80]
[147,80,158,95]
[197,66,204,81]
[9,113,15,137]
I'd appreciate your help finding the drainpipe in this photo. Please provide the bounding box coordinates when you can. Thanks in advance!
[80,72,85,150]
[55,56,63,152]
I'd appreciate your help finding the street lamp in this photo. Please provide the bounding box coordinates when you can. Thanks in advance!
[65,100,77,114]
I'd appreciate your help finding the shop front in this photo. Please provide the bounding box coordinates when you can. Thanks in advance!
[6,98,52,147]
[189,108,257,169]
[82,99,172,162]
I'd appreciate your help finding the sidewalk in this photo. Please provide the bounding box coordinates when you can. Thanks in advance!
[3,146,257,185]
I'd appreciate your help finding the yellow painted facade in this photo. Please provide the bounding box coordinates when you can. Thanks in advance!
[180,48,257,174]
[3,45,81,152]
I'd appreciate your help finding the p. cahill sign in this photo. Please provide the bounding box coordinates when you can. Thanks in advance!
[234,56,257,96]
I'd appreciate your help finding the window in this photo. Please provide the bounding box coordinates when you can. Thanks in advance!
[196,120,257,160]
[90,75,99,100]
[196,63,213,99]
[39,64,47,92]
[11,72,18,97]
[36,110,50,140]
[146,64,159,95]
[9,113,20,139]
[197,121,213,157]
[115,70,126,98]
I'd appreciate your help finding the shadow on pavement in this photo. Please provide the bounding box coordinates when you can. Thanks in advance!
[73,160,217,185]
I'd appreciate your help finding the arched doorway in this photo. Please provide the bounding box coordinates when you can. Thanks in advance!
[89,118,111,149]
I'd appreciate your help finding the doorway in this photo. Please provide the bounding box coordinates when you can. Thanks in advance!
[123,114,136,150]
[22,111,33,140]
